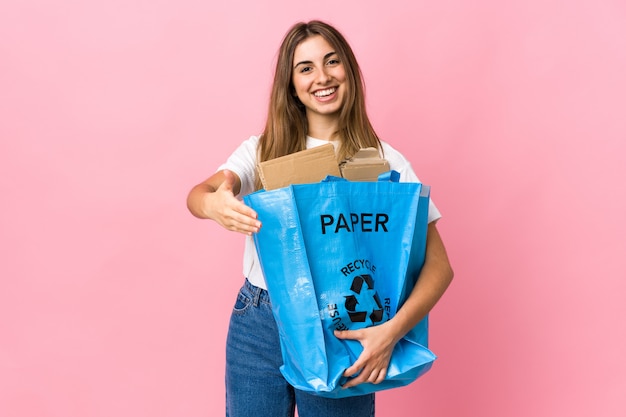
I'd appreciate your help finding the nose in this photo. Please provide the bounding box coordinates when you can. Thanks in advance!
[316,68,331,84]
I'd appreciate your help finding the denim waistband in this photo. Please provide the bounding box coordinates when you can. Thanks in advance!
[244,278,271,305]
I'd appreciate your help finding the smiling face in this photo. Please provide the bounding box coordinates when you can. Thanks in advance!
[291,35,347,125]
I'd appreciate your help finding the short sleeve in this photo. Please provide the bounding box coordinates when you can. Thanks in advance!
[380,141,442,223]
[217,136,260,199]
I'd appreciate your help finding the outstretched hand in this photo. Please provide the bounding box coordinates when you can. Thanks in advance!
[334,322,398,389]
[204,170,261,235]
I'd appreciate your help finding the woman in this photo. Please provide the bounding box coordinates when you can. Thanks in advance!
[187,20,453,417]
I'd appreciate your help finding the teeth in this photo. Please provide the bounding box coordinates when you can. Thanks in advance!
[314,88,336,97]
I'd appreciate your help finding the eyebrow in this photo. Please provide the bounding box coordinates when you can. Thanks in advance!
[293,51,338,69]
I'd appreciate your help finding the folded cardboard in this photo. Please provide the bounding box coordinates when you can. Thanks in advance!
[340,147,390,181]
[257,144,390,190]
[257,143,341,190]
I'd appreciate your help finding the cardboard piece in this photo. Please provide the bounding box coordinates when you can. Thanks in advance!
[257,145,391,190]
[257,143,341,190]
[339,147,390,181]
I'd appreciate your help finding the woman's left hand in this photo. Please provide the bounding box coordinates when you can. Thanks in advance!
[334,222,454,389]
[334,323,398,388]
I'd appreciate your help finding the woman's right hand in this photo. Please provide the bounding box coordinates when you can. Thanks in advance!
[187,169,261,235]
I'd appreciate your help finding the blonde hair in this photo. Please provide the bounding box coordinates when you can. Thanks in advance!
[255,20,382,190]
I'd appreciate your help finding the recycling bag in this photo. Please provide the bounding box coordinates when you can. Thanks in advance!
[243,173,435,398]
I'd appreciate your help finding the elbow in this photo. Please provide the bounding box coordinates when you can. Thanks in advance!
[186,190,200,218]
[439,258,454,289]
[446,264,454,286]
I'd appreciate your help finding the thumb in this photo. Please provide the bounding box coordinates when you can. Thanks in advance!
[221,169,236,192]
[334,329,357,340]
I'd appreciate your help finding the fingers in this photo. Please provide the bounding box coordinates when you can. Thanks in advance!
[334,328,390,389]
[342,364,387,388]
[225,208,261,235]
[218,201,261,235]
[206,178,261,235]
[338,339,388,388]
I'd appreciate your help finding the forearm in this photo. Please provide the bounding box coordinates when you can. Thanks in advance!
[336,224,452,387]
[387,224,453,342]
[186,183,216,219]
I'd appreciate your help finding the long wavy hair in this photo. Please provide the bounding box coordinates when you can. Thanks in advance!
[255,20,382,190]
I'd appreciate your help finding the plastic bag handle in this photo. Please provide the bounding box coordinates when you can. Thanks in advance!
[377,170,400,182]
[322,170,400,183]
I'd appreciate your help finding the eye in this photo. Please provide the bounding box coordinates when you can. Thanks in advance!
[326,58,340,66]
[299,66,313,73]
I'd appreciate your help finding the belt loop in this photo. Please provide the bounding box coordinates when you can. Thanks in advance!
[252,284,262,307]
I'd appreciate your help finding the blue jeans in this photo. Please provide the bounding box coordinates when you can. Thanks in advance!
[225,279,375,417]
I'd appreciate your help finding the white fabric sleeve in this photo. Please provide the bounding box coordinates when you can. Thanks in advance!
[217,135,260,200]
[380,141,442,223]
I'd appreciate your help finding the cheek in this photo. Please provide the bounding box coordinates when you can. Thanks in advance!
[292,78,309,97]
[335,69,347,83]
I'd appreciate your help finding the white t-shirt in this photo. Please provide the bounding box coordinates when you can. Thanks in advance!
[218,135,442,290]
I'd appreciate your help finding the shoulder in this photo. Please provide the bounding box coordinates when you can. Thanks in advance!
[379,140,442,222]
[379,140,407,159]
[377,140,421,183]
[218,135,262,198]
[379,140,411,169]
[234,135,261,154]
[223,135,261,165]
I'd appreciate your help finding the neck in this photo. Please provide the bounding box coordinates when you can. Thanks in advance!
[306,113,340,141]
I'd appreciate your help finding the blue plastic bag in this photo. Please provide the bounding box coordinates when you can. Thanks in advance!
[243,172,435,398]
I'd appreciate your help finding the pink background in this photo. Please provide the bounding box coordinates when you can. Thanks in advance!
[2,0,625,416]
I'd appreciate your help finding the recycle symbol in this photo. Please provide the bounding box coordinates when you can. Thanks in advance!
[344,274,383,324]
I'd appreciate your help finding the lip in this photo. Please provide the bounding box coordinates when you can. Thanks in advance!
[312,86,338,101]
